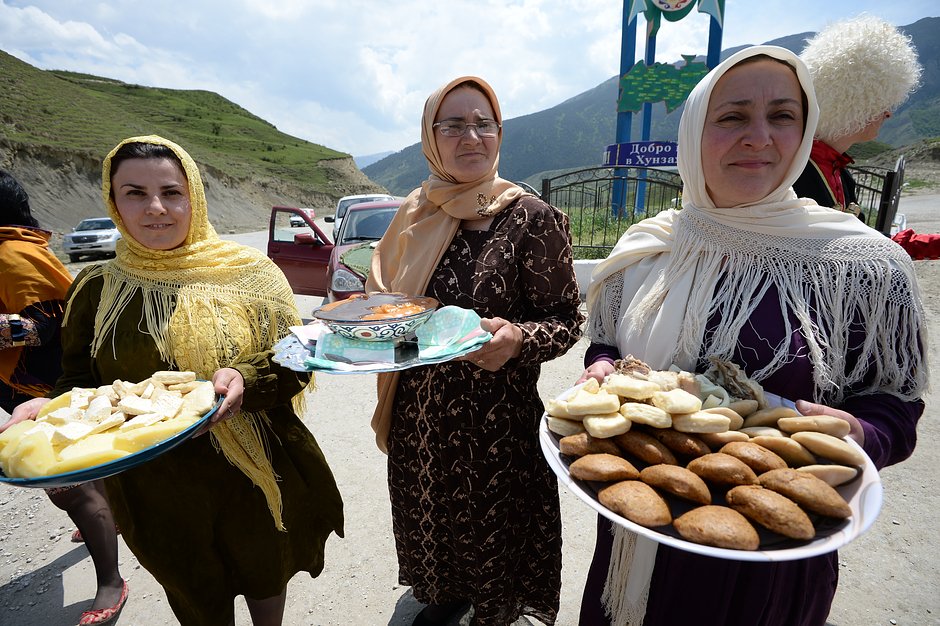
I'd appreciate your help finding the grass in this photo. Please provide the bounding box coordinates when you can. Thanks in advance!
[0,51,348,192]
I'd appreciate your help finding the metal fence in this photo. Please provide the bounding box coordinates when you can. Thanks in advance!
[540,166,682,259]
[543,158,906,259]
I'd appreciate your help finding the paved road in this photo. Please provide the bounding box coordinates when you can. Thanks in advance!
[1,197,938,625]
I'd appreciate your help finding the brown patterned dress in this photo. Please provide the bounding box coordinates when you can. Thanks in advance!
[387,196,583,625]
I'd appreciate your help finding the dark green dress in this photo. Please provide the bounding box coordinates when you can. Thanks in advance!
[52,268,344,625]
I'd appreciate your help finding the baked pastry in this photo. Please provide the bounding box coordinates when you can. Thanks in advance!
[673,505,760,550]
[742,406,799,429]
[750,435,816,467]
[671,411,731,434]
[726,485,815,540]
[777,415,852,438]
[645,427,711,459]
[613,431,678,466]
[558,432,621,458]
[687,452,759,487]
[598,480,672,527]
[640,464,711,505]
[758,468,852,519]
[698,430,750,448]
[570,453,640,482]
[797,464,859,487]
[719,441,788,474]
[789,431,867,467]
[546,415,585,437]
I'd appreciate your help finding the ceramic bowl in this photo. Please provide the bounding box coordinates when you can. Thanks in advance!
[313,293,438,342]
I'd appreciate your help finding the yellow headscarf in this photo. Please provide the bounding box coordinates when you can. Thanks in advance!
[365,76,528,452]
[67,135,305,530]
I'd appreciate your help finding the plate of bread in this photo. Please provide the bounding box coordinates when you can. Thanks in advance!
[0,370,221,488]
[539,357,882,561]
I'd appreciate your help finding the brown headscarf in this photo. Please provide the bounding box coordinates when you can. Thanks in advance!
[365,76,528,452]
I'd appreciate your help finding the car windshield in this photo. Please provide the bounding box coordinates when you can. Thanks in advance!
[338,209,396,245]
[76,219,115,231]
[337,195,391,218]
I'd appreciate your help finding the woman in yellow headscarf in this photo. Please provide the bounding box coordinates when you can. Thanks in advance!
[14,136,344,625]
[367,77,583,626]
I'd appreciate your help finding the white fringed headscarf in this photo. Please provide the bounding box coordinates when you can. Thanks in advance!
[586,45,927,625]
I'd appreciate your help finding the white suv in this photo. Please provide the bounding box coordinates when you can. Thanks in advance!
[325,194,394,242]
[62,217,121,262]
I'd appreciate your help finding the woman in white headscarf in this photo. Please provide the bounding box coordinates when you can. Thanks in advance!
[576,46,926,626]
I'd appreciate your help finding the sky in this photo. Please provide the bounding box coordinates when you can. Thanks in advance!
[0,1,937,158]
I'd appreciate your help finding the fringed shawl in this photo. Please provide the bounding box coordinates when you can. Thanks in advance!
[586,46,928,626]
[65,135,306,530]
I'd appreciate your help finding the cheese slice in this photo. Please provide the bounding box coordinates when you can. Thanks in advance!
[36,392,72,420]
[6,431,58,477]
[114,417,199,453]
[117,395,154,416]
[69,387,94,410]
[83,395,114,423]
[40,406,85,425]
[57,433,118,461]
[88,414,126,435]
[119,412,166,431]
[51,421,96,447]
[49,449,130,474]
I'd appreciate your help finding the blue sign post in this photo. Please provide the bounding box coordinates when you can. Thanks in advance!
[605,141,677,167]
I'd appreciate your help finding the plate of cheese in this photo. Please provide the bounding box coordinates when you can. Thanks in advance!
[0,371,221,488]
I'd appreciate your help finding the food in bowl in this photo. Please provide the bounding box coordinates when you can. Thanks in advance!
[312,292,438,342]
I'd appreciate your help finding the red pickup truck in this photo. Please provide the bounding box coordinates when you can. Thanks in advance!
[266,206,334,296]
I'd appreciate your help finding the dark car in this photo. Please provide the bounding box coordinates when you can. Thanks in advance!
[267,206,335,296]
[62,217,121,262]
[325,200,400,301]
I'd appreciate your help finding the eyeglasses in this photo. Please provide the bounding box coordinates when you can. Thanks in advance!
[433,119,501,138]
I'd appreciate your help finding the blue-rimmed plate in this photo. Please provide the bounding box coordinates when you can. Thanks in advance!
[0,395,222,489]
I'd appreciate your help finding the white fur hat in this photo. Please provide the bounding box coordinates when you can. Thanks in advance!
[800,15,922,142]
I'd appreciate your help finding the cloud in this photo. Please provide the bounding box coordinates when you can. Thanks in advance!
[1,0,936,156]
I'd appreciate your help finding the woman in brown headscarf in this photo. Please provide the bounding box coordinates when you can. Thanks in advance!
[366,76,583,626]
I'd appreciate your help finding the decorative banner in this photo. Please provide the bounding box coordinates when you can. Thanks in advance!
[627,0,725,36]
[618,55,710,113]
[604,141,678,167]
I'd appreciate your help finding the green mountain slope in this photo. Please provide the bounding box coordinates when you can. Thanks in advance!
[0,49,385,232]
[365,17,940,195]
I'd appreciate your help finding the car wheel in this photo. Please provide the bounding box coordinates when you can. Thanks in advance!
[68,254,81,262]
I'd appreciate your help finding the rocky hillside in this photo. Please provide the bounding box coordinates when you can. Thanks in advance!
[0,138,376,236]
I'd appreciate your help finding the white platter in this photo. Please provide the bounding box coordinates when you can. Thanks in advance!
[539,386,883,561]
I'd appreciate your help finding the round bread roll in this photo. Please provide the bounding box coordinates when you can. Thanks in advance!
[570,453,640,482]
[583,412,632,438]
[598,480,672,527]
[671,411,731,434]
[740,426,785,438]
[742,406,800,429]
[701,406,745,430]
[777,415,852,438]
[640,464,711,505]
[613,431,678,466]
[797,464,859,487]
[698,430,750,448]
[719,441,788,474]
[559,432,621,458]
[673,505,760,550]
[645,427,711,459]
[758,468,852,519]
[687,452,759,487]
[789,431,867,467]
[727,398,759,417]
[726,485,815,540]
[750,435,816,467]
